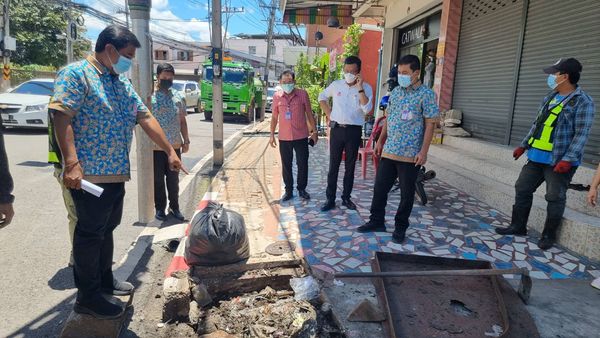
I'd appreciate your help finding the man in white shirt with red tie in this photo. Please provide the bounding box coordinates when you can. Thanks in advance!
[319,56,373,212]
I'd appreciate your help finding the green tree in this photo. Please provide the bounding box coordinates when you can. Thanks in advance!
[9,0,91,68]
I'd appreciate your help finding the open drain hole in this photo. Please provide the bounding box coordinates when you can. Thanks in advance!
[450,300,476,317]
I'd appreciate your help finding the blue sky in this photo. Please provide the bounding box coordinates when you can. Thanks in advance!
[78,0,290,43]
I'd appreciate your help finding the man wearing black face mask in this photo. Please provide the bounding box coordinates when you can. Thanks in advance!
[152,63,190,221]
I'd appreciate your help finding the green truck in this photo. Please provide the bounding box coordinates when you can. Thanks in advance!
[199,60,264,123]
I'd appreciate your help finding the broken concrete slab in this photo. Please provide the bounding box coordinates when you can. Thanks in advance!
[152,223,187,244]
[162,275,190,321]
[191,283,213,307]
[347,299,386,322]
[322,281,385,338]
[201,266,305,296]
[60,294,132,338]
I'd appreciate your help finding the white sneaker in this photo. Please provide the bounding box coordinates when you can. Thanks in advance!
[591,277,600,290]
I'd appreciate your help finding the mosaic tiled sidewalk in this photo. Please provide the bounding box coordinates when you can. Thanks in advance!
[277,141,600,280]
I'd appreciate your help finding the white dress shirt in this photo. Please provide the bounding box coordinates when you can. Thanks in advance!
[318,79,373,126]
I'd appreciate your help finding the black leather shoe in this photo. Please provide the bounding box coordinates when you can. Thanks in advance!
[281,192,294,202]
[392,228,407,244]
[169,208,185,221]
[102,278,135,296]
[495,224,527,236]
[321,200,336,212]
[357,221,386,233]
[74,295,124,320]
[155,210,167,221]
[298,190,311,200]
[342,198,357,210]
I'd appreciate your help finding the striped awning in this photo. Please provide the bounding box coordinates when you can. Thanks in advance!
[283,5,354,26]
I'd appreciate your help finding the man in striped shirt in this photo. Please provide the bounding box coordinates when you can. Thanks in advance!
[270,70,318,202]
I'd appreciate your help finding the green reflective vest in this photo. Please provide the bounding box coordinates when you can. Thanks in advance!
[528,101,564,152]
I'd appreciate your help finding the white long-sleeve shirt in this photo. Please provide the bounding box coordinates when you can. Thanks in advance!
[318,79,373,126]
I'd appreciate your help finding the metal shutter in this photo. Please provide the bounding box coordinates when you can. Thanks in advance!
[452,0,524,143]
[510,0,600,165]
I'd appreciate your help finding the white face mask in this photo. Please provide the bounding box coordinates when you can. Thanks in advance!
[344,73,357,84]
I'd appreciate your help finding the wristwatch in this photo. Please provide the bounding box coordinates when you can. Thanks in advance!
[358,89,365,93]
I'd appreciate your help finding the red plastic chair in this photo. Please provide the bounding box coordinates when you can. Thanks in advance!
[357,117,385,179]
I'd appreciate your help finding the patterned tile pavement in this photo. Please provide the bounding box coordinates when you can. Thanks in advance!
[276,141,600,280]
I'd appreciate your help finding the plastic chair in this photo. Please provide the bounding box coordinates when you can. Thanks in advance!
[357,122,381,180]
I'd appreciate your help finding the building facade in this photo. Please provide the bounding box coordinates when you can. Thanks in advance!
[378,0,600,165]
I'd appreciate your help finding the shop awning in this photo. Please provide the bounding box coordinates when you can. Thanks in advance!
[282,4,354,26]
[280,0,385,24]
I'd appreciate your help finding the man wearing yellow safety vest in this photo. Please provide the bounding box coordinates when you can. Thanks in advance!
[495,58,595,250]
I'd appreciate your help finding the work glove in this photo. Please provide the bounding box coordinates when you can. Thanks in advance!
[553,160,572,174]
[513,147,526,160]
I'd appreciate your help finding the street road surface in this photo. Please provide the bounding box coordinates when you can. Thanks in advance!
[0,114,246,337]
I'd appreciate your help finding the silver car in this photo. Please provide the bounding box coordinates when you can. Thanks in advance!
[172,80,200,113]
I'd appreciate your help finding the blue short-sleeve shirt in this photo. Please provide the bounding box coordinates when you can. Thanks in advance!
[382,84,439,162]
[152,88,185,148]
[49,56,151,183]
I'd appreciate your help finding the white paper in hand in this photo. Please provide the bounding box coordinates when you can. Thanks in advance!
[81,180,104,197]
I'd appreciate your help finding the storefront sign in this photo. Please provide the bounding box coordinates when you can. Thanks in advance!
[401,24,425,46]
[398,13,441,48]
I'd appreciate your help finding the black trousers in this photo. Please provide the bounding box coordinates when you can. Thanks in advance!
[279,138,309,193]
[514,161,577,220]
[326,125,362,201]
[153,149,181,211]
[369,158,420,229]
[71,183,125,302]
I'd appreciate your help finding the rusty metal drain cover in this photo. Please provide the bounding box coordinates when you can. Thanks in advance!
[266,241,296,256]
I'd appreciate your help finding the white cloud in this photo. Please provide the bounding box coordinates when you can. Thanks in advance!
[150,8,211,42]
[153,0,169,10]
[80,0,210,43]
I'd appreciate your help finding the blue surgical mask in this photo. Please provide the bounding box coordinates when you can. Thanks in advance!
[398,74,412,88]
[281,84,295,94]
[547,74,558,90]
[110,47,132,74]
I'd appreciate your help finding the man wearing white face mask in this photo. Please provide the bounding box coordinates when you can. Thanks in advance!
[358,55,439,243]
[49,25,185,319]
[496,58,595,251]
[319,56,373,212]
[270,70,318,202]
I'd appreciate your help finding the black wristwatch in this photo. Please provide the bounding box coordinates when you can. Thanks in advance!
[358,89,365,93]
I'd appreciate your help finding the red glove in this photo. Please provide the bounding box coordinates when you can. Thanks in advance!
[513,147,526,160]
[554,161,572,174]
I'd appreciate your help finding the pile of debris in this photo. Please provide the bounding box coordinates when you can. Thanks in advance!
[196,286,317,337]
[442,109,471,137]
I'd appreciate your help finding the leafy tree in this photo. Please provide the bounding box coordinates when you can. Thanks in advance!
[9,0,91,67]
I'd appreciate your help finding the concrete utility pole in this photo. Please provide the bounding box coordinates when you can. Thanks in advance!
[260,0,276,121]
[66,17,74,64]
[0,0,13,92]
[211,0,224,166]
[129,0,155,223]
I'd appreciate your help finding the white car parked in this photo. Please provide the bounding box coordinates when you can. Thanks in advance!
[0,78,53,129]
[172,80,200,113]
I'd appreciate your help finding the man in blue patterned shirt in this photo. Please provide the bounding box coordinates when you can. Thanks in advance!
[152,63,190,222]
[358,55,439,244]
[496,58,595,251]
[49,25,184,319]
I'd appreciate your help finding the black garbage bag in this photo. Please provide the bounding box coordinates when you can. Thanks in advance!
[184,202,250,266]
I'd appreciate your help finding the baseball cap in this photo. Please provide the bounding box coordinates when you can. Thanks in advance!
[543,58,582,75]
